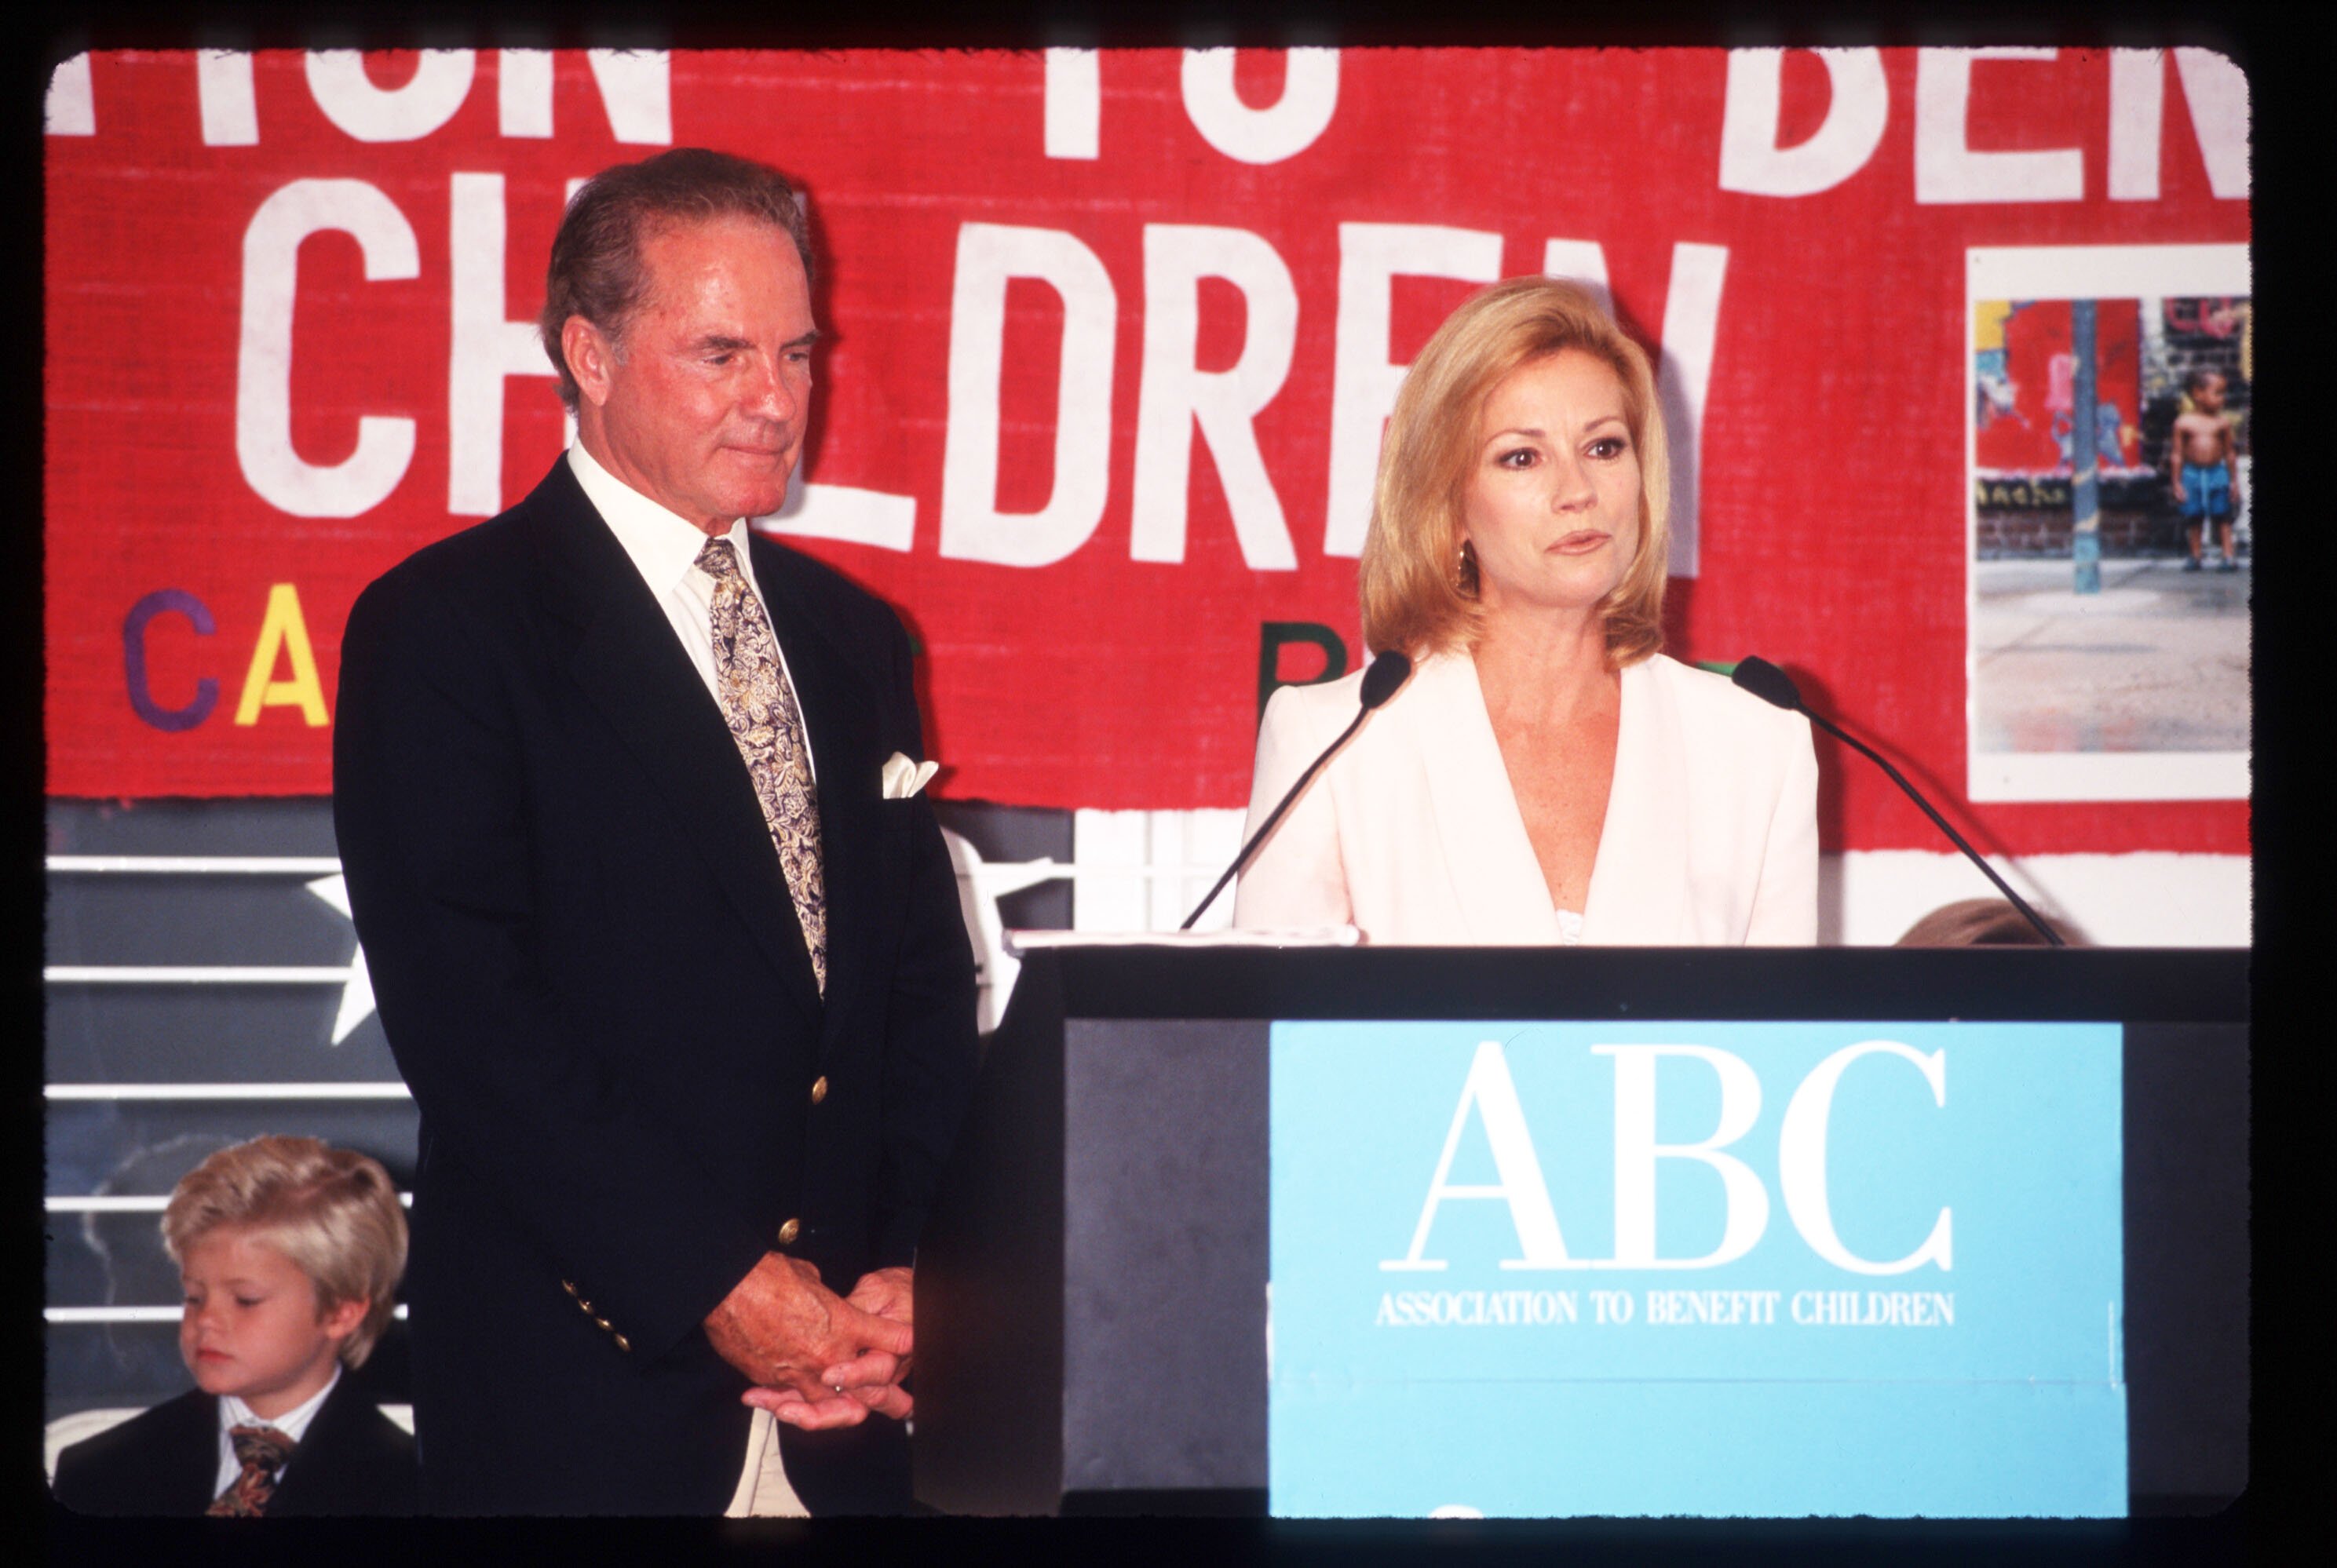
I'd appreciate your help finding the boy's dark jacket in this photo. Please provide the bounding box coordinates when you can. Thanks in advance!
[51,1377,418,1515]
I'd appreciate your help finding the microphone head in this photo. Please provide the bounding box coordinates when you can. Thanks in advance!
[1359,650,1414,710]
[1731,655,1803,712]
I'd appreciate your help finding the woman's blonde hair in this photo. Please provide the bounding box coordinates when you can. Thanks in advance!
[162,1136,408,1368]
[1359,276,1670,664]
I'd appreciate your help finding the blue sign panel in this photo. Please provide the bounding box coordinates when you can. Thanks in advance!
[1268,1021,2124,1518]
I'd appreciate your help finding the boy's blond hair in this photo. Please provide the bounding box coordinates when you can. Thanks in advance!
[1359,275,1670,665]
[162,1136,407,1368]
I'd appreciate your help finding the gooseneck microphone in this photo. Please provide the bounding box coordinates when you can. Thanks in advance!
[1181,650,1415,931]
[1731,656,2065,946]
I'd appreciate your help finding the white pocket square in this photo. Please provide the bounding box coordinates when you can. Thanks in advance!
[882,752,939,800]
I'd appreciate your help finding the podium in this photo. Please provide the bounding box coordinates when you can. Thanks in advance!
[911,946,2248,1518]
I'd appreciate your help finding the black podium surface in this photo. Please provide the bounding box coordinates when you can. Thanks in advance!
[911,946,2248,1517]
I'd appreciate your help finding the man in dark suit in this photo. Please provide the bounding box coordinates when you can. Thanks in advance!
[332,148,978,1515]
[51,1382,418,1517]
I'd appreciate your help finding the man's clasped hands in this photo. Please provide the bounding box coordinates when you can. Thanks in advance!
[703,1255,916,1430]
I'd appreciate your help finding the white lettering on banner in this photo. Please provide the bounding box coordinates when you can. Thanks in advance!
[1719,46,2244,205]
[448,173,558,516]
[940,223,1119,567]
[1043,49,1100,159]
[1791,1290,1955,1326]
[305,51,477,143]
[496,50,683,143]
[1375,1289,1581,1326]
[1369,1285,1963,1329]
[1324,224,1504,558]
[184,49,666,147]
[757,465,918,553]
[236,180,419,518]
[1645,1288,1782,1325]
[1180,49,1340,164]
[1539,240,1612,319]
[2107,50,2164,202]
[1778,1040,1952,1275]
[1718,49,1890,197]
[580,50,674,144]
[498,50,557,137]
[1914,49,2084,204]
[1382,1039,1956,1274]
[199,49,259,146]
[1131,225,1301,570]
[1596,1045,1769,1269]
[1655,243,1727,578]
[46,53,95,137]
[1382,1040,1573,1272]
[2171,49,2251,199]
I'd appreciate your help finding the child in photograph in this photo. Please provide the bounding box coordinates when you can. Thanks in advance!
[2170,369,2242,571]
[51,1136,418,1515]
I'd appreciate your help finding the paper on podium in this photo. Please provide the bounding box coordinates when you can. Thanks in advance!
[1004,926,1361,954]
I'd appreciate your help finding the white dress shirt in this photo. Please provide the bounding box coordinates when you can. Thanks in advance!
[214,1366,338,1497]
[567,442,817,783]
[1233,649,1819,945]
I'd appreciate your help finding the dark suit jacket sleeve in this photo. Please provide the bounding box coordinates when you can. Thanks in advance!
[868,612,980,1271]
[50,1391,217,1515]
[270,1379,419,1516]
[334,560,771,1362]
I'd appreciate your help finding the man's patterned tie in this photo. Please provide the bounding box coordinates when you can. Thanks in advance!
[695,538,827,993]
[206,1424,295,1516]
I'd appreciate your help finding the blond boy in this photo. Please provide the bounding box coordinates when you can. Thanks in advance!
[52,1136,418,1515]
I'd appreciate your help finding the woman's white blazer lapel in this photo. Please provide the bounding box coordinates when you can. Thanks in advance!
[1411,654,1566,945]
[1408,651,1695,946]
[1240,648,1813,946]
[1579,658,1691,944]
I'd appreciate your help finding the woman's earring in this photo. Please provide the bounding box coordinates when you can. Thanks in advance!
[1455,539,1477,596]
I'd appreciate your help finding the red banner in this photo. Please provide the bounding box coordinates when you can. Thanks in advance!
[45,48,2249,853]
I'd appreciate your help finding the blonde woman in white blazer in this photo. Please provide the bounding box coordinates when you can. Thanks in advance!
[1234,278,1817,946]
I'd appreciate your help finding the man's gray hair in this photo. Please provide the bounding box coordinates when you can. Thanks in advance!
[539,147,814,410]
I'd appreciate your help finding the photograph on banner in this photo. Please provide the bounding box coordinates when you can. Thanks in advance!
[1268,1019,2126,1519]
[1965,244,2251,804]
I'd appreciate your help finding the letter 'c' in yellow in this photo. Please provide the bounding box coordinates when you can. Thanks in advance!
[235,582,330,726]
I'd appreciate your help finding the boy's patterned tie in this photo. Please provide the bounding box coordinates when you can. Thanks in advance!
[206,1424,295,1516]
[695,538,827,993]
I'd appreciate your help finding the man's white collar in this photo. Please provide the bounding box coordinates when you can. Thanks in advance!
[568,441,749,590]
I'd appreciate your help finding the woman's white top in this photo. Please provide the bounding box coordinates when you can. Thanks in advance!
[1232,650,1818,946]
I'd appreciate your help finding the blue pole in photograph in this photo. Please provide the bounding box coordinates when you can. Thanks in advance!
[2070,299,2101,595]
